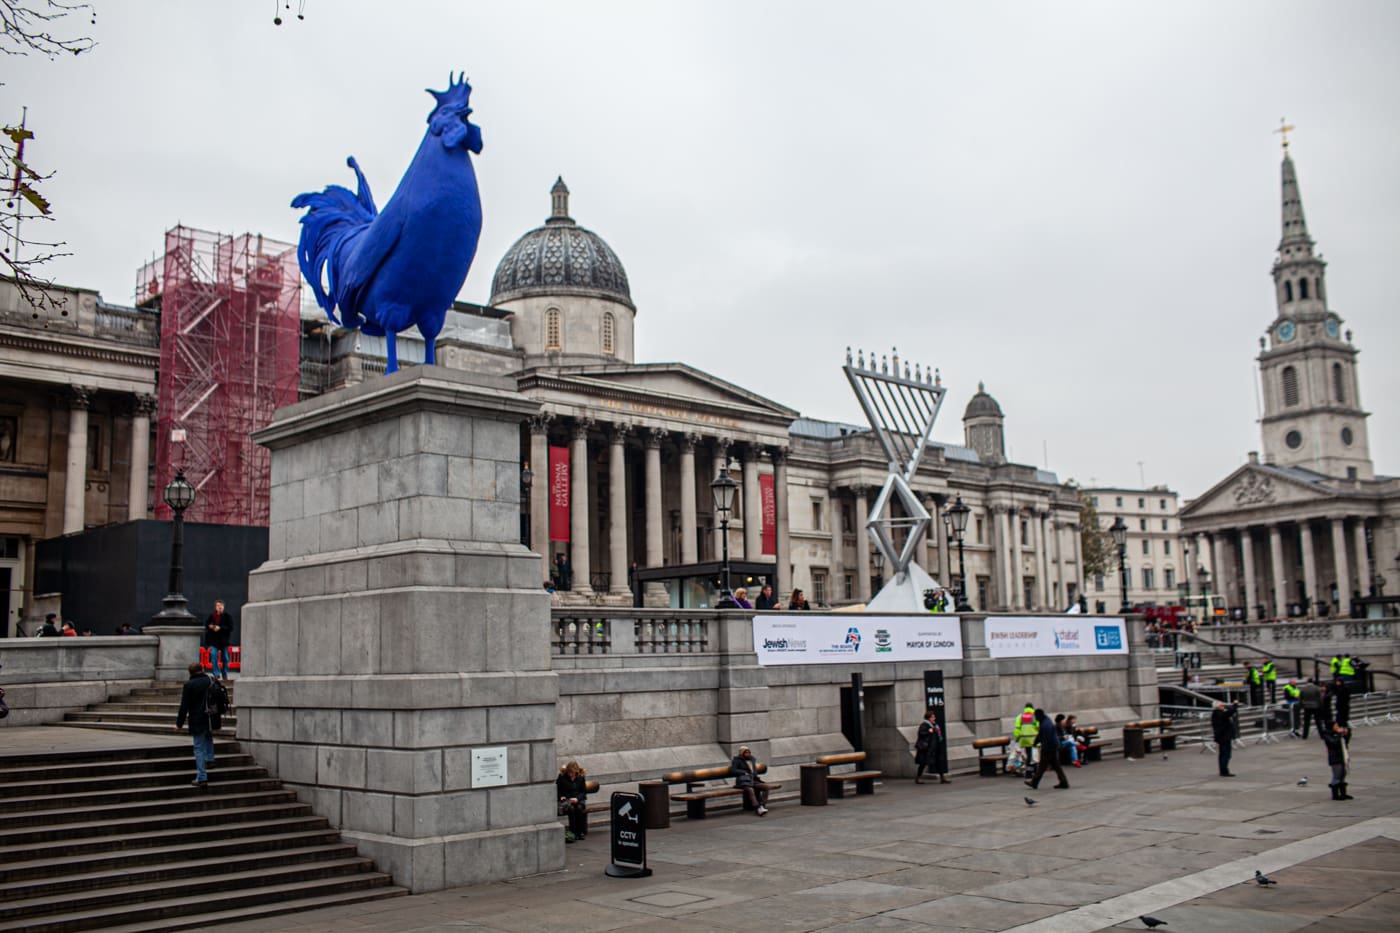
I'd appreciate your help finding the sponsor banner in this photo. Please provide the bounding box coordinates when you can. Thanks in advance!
[753,614,962,666]
[548,445,569,542]
[759,473,776,556]
[983,617,1128,658]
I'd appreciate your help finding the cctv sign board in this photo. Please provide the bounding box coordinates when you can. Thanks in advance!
[605,791,652,878]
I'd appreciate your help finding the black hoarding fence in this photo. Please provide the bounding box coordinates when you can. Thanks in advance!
[605,792,652,879]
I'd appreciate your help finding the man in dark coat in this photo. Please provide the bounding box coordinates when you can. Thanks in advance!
[1327,676,1351,727]
[1212,700,1239,777]
[204,600,235,680]
[1298,678,1323,738]
[37,613,59,637]
[914,707,950,784]
[1321,722,1353,800]
[1026,709,1069,790]
[174,661,216,786]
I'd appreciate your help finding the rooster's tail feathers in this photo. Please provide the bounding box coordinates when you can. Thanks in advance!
[291,157,380,327]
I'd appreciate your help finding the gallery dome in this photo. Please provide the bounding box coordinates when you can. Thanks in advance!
[490,177,633,309]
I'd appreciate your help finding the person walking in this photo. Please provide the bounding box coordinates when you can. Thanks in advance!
[174,661,216,787]
[205,600,235,680]
[1261,658,1277,704]
[1321,722,1353,801]
[914,708,950,784]
[1298,678,1323,738]
[1212,700,1239,777]
[730,746,769,816]
[556,760,590,841]
[1025,709,1069,790]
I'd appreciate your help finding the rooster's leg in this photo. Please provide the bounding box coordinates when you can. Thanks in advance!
[385,332,399,374]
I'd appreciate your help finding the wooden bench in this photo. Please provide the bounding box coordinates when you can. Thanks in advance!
[1123,719,1179,757]
[972,736,1010,776]
[1073,726,1115,763]
[660,764,783,820]
[817,751,882,798]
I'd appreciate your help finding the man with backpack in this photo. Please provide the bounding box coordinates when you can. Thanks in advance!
[174,661,228,787]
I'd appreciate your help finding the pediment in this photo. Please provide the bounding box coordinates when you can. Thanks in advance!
[522,362,799,423]
[1183,463,1336,520]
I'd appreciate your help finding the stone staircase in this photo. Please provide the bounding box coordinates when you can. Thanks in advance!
[0,682,407,931]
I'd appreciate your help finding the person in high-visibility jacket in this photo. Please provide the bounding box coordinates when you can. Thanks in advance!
[1282,679,1302,734]
[1244,661,1262,706]
[1012,704,1038,772]
[1337,654,1356,681]
[1261,659,1277,703]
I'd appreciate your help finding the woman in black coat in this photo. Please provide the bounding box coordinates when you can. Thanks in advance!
[556,760,589,840]
[914,708,950,784]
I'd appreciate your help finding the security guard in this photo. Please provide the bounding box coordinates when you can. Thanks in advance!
[1282,679,1302,734]
[1245,661,1262,707]
[1336,653,1356,683]
[1012,704,1037,773]
[1261,658,1278,704]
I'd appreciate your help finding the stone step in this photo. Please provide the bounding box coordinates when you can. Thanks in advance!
[0,767,271,801]
[0,823,339,879]
[65,710,240,727]
[0,860,389,924]
[0,778,285,815]
[0,741,237,770]
[0,843,362,901]
[0,790,302,835]
[58,721,237,739]
[0,752,254,783]
[21,883,405,933]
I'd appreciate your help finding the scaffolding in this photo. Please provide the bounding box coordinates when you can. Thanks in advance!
[137,226,301,526]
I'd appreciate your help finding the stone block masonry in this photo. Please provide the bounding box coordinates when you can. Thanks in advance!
[239,367,562,893]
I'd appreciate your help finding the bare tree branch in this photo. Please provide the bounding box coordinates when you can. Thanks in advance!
[0,1,96,58]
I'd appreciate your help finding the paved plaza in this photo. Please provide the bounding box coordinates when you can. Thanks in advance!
[193,722,1400,932]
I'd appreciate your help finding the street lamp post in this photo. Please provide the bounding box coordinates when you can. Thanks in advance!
[948,496,972,612]
[710,459,738,606]
[1198,566,1211,624]
[872,548,884,593]
[519,464,533,547]
[151,468,198,625]
[1110,516,1130,614]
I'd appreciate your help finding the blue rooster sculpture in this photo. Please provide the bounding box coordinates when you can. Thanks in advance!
[291,73,483,373]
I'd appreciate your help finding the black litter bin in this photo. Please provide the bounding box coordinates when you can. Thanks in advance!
[800,763,828,806]
[1122,723,1146,759]
[639,780,670,829]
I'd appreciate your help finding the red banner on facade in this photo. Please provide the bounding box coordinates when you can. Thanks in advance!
[548,445,570,542]
[760,473,776,556]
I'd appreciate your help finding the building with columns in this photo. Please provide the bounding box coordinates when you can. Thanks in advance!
[1181,144,1400,620]
[0,178,1087,627]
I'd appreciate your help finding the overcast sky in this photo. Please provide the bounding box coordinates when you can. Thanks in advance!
[5,1,1397,501]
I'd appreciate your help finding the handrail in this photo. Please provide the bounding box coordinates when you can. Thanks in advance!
[1175,629,1398,685]
[1159,683,1226,706]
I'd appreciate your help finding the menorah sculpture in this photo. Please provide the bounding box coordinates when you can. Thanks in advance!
[843,347,947,610]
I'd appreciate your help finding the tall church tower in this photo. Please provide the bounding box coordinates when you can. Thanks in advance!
[1257,137,1373,480]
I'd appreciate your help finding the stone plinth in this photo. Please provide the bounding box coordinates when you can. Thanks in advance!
[146,625,204,682]
[239,367,561,893]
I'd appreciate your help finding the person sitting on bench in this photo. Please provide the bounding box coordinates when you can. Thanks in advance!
[556,760,590,841]
[730,746,769,816]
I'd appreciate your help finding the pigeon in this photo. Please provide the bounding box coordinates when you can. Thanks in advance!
[1140,916,1168,929]
[1162,755,1169,761]
[1024,796,1038,807]
[1254,870,1277,886]
[1297,777,1308,786]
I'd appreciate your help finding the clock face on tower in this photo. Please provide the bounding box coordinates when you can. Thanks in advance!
[1325,318,1340,338]
[1278,320,1296,342]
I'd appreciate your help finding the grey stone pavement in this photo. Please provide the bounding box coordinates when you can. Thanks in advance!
[183,722,1397,932]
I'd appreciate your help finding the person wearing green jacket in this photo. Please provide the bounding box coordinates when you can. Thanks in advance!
[1012,704,1037,773]
[1244,661,1262,706]
[1261,659,1277,703]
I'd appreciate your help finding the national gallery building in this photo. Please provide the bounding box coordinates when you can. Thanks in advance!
[0,178,1085,630]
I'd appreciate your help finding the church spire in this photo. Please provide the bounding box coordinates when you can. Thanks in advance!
[1279,150,1313,255]
[548,176,573,225]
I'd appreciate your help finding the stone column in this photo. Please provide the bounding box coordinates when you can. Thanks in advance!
[1331,518,1350,616]
[1055,520,1068,607]
[643,428,665,571]
[569,420,593,595]
[1241,529,1258,621]
[1071,521,1083,600]
[712,438,731,560]
[128,393,155,521]
[925,496,941,579]
[1211,535,1230,611]
[1352,521,1369,601]
[607,424,630,596]
[958,615,1003,740]
[1268,524,1288,619]
[527,413,551,563]
[1300,521,1318,611]
[1193,534,1210,581]
[828,489,845,601]
[63,387,92,534]
[997,506,1015,611]
[1035,511,1050,610]
[241,367,561,893]
[771,448,790,598]
[855,486,872,603]
[679,433,698,565]
[741,447,761,560]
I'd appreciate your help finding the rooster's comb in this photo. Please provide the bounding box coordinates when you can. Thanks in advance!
[427,72,473,113]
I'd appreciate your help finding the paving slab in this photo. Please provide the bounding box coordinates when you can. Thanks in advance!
[189,720,1400,933]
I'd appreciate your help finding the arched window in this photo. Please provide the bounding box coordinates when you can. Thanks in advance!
[602,312,615,356]
[1333,363,1345,403]
[545,308,562,350]
[1284,280,1293,302]
[1282,366,1299,407]
[1299,278,1309,299]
